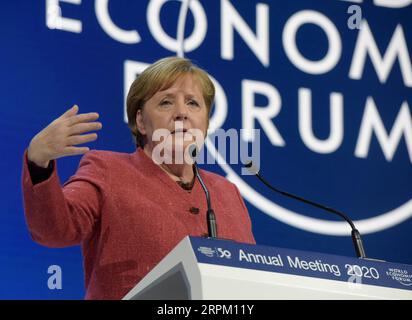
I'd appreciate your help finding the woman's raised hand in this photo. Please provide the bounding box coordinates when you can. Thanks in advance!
[27,105,102,168]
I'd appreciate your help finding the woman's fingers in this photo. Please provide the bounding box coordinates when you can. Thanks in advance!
[67,122,102,136]
[28,105,103,166]
[62,146,91,157]
[66,112,100,126]
[66,133,98,146]
[60,107,101,154]
[60,104,79,119]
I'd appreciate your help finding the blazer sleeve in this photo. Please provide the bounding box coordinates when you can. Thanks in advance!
[21,150,108,248]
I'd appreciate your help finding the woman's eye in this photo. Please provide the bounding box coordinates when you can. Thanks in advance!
[188,100,199,107]
[160,100,172,106]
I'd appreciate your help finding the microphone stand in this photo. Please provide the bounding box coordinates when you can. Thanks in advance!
[189,145,218,239]
[245,162,367,258]
[193,163,218,239]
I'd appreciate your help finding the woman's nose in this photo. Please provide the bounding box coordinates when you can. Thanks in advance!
[174,113,188,121]
[173,101,188,121]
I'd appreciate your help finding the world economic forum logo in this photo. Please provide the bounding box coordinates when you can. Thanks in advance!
[46,0,412,236]
[386,268,412,287]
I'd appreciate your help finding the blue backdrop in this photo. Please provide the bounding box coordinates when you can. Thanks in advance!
[1,0,411,299]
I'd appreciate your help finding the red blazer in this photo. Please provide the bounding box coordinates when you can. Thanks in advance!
[22,148,255,299]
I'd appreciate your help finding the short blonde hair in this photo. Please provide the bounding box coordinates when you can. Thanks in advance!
[126,56,215,147]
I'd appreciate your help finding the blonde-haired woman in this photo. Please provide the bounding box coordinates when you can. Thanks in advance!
[22,57,255,299]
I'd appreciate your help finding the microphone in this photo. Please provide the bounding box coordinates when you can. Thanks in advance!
[244,161,367,259]
[189,145,218,239]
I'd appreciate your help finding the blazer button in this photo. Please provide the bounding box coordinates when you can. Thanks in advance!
[189,207,200,215]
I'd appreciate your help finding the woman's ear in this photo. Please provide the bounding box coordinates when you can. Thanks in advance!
[136,109,146,135]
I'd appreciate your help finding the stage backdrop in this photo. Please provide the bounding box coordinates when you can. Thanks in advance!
[1,0,411,299]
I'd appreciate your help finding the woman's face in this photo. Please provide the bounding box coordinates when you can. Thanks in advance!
[136,73,209,162]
